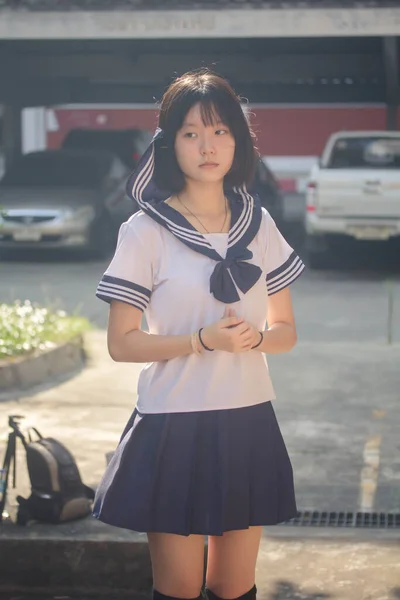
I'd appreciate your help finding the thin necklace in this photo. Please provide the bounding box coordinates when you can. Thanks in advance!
[176,194,228,234]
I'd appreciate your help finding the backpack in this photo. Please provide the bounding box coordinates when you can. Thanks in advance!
[0,415,94,525]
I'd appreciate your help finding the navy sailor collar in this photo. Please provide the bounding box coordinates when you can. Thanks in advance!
[126,128,263,304]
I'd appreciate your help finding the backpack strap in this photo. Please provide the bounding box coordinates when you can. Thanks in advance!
[83,484,95,500]
[26,427,43,444]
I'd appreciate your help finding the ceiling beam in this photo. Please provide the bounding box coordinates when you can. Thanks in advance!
[0,52,383,84]
[0,78,385,106]
[1,8,400,40]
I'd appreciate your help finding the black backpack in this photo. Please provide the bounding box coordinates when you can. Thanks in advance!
[0,415,94,525]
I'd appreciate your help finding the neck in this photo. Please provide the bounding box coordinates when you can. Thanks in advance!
[179,180,226,216]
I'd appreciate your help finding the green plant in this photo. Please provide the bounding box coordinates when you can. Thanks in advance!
[0,300,92,359]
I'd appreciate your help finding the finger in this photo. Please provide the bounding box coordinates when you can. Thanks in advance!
[226,307,238,322]
[238,343,252,352]
[240,336,253,349]
[241,333,253,344]
[239,326,253,337]
[241,340,254,351]
[238,330,255,344]
[236,324,251,336]
[229,322,247,335]
[220,316,244,329]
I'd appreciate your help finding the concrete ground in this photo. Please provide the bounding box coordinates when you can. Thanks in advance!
[1,524,400,600]
[0,330,399,599]
[1,193,399,598]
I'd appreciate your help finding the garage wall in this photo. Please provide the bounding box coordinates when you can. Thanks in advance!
[46,103,389,191]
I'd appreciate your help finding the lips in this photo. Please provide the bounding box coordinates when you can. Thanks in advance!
[199,162,219,168]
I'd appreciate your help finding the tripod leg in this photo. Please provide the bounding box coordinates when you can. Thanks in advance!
[0,432,16,522]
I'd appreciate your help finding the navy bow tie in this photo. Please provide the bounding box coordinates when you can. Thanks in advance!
[209,248,262,304]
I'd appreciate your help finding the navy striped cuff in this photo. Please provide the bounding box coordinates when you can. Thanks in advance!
[266,251,305,296]
[96,275,151,311]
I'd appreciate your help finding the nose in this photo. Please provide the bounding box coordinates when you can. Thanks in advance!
[200,132,216,156]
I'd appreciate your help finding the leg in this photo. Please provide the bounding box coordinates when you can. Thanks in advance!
[205,526,262,599]
[147,532,205,599]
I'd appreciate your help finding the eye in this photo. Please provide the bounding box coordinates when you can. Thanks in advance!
[184,132,197,138]
[215,129,229,135]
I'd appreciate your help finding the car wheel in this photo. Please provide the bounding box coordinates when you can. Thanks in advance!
[87,213,116,259]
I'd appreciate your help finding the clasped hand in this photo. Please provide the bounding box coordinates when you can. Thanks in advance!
[201,307,261,353]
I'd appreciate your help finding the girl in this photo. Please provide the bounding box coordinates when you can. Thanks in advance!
[93,69,305,600]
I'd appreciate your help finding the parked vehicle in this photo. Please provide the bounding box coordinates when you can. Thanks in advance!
[62,128,153,170]
[0,149,132,257]
[249,158,284,226]
[305,131,400,268]
[63,129,284,224]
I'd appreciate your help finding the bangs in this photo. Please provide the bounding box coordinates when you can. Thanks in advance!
[198,99,225,128]
[160,80,240,138]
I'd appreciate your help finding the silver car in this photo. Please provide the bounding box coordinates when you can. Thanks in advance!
[0,149,134,258]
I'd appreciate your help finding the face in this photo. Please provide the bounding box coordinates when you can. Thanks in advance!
[174,103,236,185]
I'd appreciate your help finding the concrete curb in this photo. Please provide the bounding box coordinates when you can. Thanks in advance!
[0,335,86,394]
[0,518,152,597]
[0,518,399,597]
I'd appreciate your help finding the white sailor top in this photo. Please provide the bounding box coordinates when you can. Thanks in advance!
[96,129,305,414]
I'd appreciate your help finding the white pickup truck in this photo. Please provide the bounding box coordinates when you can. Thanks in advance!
[304,131,400,268]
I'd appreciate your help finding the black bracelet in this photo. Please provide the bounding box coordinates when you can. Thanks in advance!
[198,328,214,351]
[251,331,264,349]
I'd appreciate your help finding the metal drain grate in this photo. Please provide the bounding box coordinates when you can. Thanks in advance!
[282,510,400,528]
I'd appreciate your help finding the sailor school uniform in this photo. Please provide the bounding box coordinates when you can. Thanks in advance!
[92,129,305,536]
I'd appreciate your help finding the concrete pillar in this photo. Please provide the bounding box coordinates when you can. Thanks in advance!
[2,103,22,171]
[383,36,399,131]
[22,107,47,154]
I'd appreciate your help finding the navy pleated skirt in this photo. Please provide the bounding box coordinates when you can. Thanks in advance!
[92,400,298,536]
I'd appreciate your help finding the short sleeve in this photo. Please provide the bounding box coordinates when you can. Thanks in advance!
[262,209,305,296]
[95,213,154,311]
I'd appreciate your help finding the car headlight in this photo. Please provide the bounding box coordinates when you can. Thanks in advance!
[63,205,96,224]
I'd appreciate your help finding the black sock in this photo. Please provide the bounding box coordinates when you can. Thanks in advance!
[205,584,257,600]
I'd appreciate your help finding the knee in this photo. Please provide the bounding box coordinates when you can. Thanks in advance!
[205,584,257,600]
